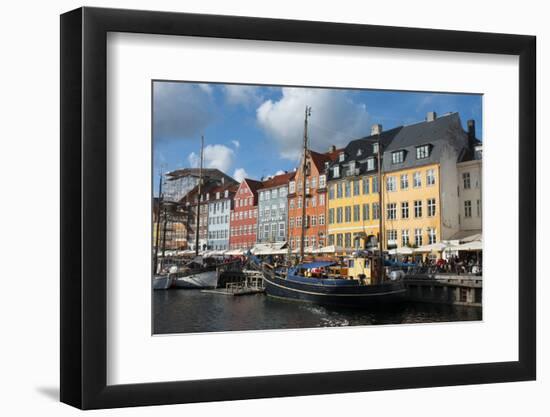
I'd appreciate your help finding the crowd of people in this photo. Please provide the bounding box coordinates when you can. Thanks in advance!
[410,253,482,275]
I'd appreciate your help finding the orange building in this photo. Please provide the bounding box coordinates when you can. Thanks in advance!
[287,148,341,251]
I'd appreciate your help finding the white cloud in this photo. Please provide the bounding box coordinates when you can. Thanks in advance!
[153,82,214,141]
[274,170,285,176]
[233,168,248,182]
[187,144,235,173]
[231,139,240,149]
[224,85,261,106]
[256,87,369,160]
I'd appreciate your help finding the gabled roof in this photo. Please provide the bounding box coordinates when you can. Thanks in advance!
[259,171,295,190]
[242,178,263,194]
[309,150,335,172]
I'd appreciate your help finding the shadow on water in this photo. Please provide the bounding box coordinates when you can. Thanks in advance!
[153,290,481,335]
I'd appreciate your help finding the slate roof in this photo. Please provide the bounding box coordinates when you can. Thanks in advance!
[381,112,470,173]
[326,126,402,180]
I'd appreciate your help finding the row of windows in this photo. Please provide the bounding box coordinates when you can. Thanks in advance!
[230,209,258,221]
[289,194,325,209]
[328,176,380,200]
[289,236,324,249]
[230,224,258,236]
[209,200,230,213]
[386,169,436,192]
[208,215,229,225]
[260,223,286,239]
[328,204,381,224]
[462,172,480,190]
[326,227,437,248]
[391,144,431,165]
[386,199,437,220]
[235,196,253,207]
[259,187,288,201]
[208,230,229,240]
[288,175,327,194]
[464,199,482,218]
[288,214,326,228]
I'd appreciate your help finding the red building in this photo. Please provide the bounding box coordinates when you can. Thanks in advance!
[229,178,262,250]
[287,148,341,251]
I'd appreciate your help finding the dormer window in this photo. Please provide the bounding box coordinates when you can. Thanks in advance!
[366,157,375,171]
[333,165,340,178]
[357,149,362,157]
[216,192,220,199]
[372,143,379,154]
[339,152,345,162]
[392,150,405,164]
[224,190,229,198]
[416,144,431,160]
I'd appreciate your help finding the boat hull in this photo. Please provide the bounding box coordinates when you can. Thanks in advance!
[174,269,218,289]
[262,273,406,307]
[153,274,175,290]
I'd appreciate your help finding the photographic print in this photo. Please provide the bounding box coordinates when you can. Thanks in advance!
[152,81,483,335]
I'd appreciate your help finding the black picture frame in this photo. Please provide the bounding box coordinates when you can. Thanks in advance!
[60,6,536,410]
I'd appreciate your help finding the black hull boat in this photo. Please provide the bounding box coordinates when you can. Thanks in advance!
[262,268,406,308]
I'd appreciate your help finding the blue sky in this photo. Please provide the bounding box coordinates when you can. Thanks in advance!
[153,81,482,196]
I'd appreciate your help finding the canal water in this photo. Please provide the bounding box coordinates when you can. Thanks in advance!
[153,290,482,334]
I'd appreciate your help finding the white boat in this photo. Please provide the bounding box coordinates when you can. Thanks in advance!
[174,268,218,289]
[153,274,175,290]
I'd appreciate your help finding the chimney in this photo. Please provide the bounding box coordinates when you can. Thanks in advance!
[328,145,336,153]
[467,119,476,147]
[426,111,437,122]
[371,124,383,136]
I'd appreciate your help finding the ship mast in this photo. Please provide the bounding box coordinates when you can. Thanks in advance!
[300,106,311,262]
[377,136,384,283]
[153,168,164,273]
[194,135,204,257]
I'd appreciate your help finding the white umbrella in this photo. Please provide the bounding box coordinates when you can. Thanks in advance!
[413,242,448,253]
[457,240,483,251]
[390,246,414,255]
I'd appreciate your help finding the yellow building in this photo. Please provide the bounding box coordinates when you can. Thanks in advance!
[327,112,481,256]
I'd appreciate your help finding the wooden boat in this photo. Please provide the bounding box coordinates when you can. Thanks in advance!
[262,261,405,307]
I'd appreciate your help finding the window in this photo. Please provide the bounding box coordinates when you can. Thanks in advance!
[400,174,408,190]
[372,176,379,193]
[311,196,317,207]
[289,181,295,194]
[311,176,317,189]
[401,201,409,219]
[353,205,360,221]
[416,144,430,159]
[311,216,317,226]
[428,228,437,244]
[329,185,335,200]
[362,177,370,194]
[372,203,380,220]
[413,172,422,188]
[366,157,375,171]
[297,181,302,192]
[336,183,343,198]
[319,194,325,206]
[392,150,405,164]
[477,199,481,217]
[296,216,302,227]
[280,188,287,198]
[427,169,436,186]
[297,199,302,208]
[427,198,436,217]
[387,229,397,243]
[387,203,397,220]
[333,166,340,178]
[328,208,335,224]
[339,152,345,162]
[263,224,269,239]
[259,192,264,201]
[464,200,472,218]
[336,207,343,223]
[362,203,370,221]
[353,179,360,196]
[345,181,351,197]
[345,206,352,222]
[319,175,326,188]
[319,214,325,225]
[336,233,343,247]
[414,200,422,218]
[289,217,295,228]
[402,229,410,247]
[414,228,423,246]
[271,189,278,199]
[328,234,335,245]
[289,199,294,209]
[311,236,317,248]
[372,143,379,154]
[386,176,396,192]
[463,172,471,189]
[345,233,352,248]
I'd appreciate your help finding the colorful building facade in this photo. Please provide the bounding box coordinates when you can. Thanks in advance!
[287,150,340,251]
[229,179,261,250]
[257,172,294,244]
[207,184,238,251]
